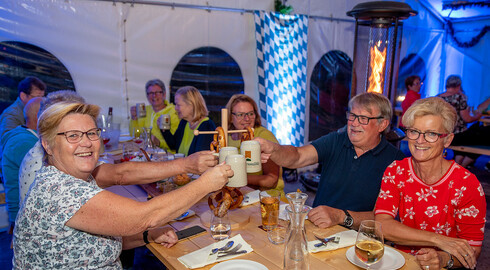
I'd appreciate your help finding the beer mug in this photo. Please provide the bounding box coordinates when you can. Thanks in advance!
[158,114,171,130]
[218,147,238,164]
[137,103,146,118]
[240,140,262,173]
[225,154,247,187]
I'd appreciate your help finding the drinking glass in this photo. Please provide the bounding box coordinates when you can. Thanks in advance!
[259,190,280,230]
[210,212,231,241]
[355,220,384,269]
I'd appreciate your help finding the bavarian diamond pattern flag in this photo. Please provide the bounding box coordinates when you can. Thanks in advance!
[254,11,308,146]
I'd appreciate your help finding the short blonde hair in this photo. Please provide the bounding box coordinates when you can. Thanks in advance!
[175,86,208,122]
[226,94,261,129]
[38,102,100,152]
[402,97,456,133]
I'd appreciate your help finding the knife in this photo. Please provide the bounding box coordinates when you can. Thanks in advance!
[216,250,248,258]
[314,235,340,247]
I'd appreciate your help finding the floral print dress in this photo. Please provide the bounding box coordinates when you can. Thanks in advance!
[13,165,123,269]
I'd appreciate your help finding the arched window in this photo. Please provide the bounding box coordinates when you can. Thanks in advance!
[170,47,244,124]
[309,50,352,141]
[0,41,75,112]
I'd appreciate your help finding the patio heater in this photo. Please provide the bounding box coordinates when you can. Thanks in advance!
[347,1,417,104]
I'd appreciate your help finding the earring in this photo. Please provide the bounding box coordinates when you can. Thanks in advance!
[443,148,447,158]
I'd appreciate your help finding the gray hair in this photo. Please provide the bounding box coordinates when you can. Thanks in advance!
[402,97,457,134]
[145,79,166,93]
[39,90,85,114]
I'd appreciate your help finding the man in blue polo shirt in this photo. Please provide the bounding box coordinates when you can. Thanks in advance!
[256,93,405,229]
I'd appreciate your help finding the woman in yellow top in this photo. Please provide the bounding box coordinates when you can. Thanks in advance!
[159,86,216,156]
[226,94,283,192]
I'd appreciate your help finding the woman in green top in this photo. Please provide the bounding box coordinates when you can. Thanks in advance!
[160,86,216,156]
[226,94,284,192]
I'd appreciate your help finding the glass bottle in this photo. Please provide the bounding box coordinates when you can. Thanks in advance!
[143,127,154,152]
[283,204,311,270]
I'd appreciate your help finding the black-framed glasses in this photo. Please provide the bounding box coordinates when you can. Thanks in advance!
[232,111,255,119]
[57,128,101,143]
[346,112,383,125]
[146,91,164,96]
[405,128,448,143]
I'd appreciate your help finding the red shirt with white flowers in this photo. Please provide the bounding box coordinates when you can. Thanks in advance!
[374,157,486,254]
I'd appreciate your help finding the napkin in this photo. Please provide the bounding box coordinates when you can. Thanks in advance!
[240,190,260,206]
[308,230,357,253]
[177,234,253,269]
[278,203,288,220]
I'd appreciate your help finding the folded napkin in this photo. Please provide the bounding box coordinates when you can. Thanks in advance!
[177,234,253,269]
[174,209,195,221]
[279,203,289,220]
[308,230,357,253]
[240,190,260,206]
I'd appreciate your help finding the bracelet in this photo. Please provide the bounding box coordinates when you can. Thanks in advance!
[143,230,150,244]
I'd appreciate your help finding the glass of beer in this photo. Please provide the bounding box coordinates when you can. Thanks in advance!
[355,220,384,269]
[259,190,280,230]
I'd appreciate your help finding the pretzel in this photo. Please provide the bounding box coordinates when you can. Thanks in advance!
[208,186,244,217]
[241,127,254,142]
[210,127,226,153]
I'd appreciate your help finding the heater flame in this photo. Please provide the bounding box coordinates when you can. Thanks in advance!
[367,41,387,94]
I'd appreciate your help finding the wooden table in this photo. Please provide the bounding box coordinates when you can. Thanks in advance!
[109,185,419,270]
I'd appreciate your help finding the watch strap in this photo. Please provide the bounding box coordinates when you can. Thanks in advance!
[143,230,150,244]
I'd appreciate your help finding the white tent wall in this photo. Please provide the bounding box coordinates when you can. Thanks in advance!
[0,0,273,133]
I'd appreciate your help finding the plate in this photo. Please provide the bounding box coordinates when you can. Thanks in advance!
[346,246,405,270]
[210,259,268,270]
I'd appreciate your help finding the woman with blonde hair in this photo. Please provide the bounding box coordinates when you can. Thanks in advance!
[160,86,216,156]
[225,94,283,192]
[375,97,485,270]
[13,102,232,269]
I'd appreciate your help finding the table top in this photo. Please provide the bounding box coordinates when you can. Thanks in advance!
[108,185,419,270]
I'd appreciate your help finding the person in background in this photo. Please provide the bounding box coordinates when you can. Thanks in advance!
[375,97,485,270]
[13,102,233,269]
[437,75,490,168]
[1,97,42,234]
[19,90,219,203]
[159,86,215,156]
[400,75,422,128]
[129,79,180,152]
[256,93,405,229]
[225,94,283,192]
[0,76,46,137]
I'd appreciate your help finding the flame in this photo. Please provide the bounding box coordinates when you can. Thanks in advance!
[367,41,387,94]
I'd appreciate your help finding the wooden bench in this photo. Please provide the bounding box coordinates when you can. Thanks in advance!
[448,145,490,156]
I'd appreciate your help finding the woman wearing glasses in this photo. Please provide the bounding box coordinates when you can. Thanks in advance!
[374,97,485,270]
[225,94,283,192]
[159,86,216,156]
[12,102,232,269]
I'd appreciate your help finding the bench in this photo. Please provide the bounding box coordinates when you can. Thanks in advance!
[448,145,490,156]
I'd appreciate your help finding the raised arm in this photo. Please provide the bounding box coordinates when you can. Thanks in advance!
[67,163,232,237]
[93,150,218,188]
[254,137,318,169]
[247,159,280,189]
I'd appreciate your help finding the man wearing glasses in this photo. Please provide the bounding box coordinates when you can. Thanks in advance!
[256,92,405,230]
[130,79,180,151]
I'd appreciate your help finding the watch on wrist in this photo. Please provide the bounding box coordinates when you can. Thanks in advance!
[445,252,454,269]
[343,209,354,228]
[143,230,150,244]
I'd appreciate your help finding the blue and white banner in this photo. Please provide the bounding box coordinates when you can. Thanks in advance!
[254,11,308,146]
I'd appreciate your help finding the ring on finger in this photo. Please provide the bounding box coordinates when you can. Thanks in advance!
[465,254,469,257]
[425,265,430,270]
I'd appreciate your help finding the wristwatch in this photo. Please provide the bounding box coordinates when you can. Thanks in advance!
[343,209,354,228]
[445,252,454,269]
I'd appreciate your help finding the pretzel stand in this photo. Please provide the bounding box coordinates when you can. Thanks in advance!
[194,109,254,226]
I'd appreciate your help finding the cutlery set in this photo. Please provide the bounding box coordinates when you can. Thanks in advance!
[209,241,247,258]
[314,235,340,248]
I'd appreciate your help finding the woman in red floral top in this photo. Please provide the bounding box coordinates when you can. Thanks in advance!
[375,97,485,270]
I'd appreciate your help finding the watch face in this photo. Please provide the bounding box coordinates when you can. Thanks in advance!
[344,216,354,227]
[447,259,454,269]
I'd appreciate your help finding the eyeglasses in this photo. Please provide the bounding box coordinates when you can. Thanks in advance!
[346,112,383,125]
[146,91,164,97]
[232,111,255,119]
[405,128,448,143]
[57,128,101,143]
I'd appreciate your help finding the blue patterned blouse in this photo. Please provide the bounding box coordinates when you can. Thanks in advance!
[13,165,123,269]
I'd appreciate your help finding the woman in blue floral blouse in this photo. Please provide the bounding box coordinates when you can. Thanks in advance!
[12,102,232,269]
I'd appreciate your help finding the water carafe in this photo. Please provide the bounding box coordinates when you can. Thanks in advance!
[284,192,311,270]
